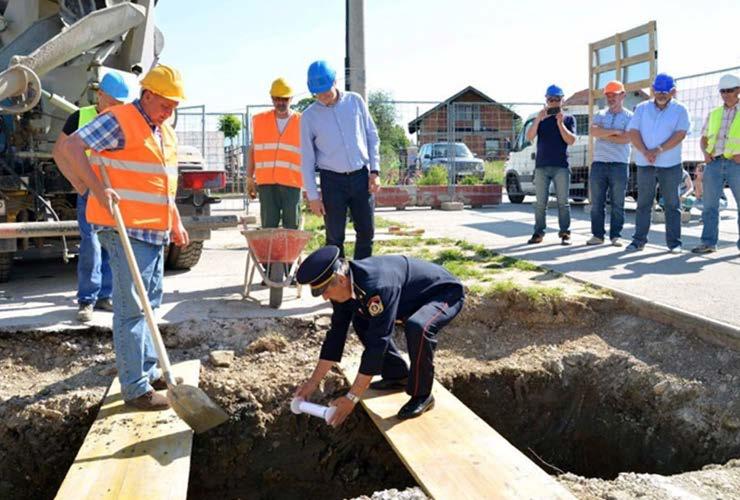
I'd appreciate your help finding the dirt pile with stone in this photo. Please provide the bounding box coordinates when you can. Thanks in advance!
[1,285,739,499]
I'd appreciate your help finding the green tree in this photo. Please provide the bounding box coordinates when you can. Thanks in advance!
[292,97,315,112]
[368,90,410,181]
[218,114,242,146]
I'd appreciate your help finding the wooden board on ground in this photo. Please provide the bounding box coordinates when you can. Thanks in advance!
[55,360,201,500]
[341,360,574,500]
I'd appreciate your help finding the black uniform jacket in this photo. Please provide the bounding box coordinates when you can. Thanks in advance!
[319,255,463,375]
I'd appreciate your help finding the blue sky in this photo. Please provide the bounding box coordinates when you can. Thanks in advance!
[156,0,740,111]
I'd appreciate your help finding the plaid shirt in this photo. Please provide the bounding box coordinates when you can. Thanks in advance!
[76,100,169,246]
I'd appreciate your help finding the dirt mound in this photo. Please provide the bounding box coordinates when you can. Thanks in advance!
[1,291,738,499]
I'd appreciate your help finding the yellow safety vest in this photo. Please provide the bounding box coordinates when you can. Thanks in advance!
[705,105,740,159]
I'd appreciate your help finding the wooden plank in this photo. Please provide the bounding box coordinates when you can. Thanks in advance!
[341,360,575,500]
[55,360,201,500]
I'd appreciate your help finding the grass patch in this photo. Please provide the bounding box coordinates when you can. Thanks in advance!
[522,285,565,304]
[433,248,466,263]
[441,260,483,279]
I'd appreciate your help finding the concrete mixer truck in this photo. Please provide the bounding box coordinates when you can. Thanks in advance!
[0,0,235,282]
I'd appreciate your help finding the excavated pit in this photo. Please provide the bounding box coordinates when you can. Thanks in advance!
[1,291,739,499]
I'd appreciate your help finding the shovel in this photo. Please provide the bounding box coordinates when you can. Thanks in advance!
[99,166,229,434]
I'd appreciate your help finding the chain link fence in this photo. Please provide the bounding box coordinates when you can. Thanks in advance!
[175,107,248,195]
[175,63,738,207]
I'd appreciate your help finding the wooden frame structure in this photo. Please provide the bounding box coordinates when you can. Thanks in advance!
[587,21,658,165]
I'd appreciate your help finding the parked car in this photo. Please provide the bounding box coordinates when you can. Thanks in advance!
[416,142,485,180]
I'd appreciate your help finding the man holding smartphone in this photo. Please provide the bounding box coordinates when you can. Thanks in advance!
[526,85,577,245]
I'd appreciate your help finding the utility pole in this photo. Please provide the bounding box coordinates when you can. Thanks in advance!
[345,0,366,99]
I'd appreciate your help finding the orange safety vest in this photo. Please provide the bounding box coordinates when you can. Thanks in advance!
[86,103,179,231]
[252,110,302,188]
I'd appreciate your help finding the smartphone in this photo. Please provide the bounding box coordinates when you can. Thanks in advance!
[546,107,561,116]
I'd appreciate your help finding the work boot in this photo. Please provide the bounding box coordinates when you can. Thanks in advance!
[527,234,543,244]
[151,376,184,391]
[125,390,169,411]
[77,303,94,322]
[397,395,435,420]
[369,377,408,391]
[94,298,113,312]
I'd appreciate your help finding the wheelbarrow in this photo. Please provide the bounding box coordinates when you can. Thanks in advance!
[242,228,312,308]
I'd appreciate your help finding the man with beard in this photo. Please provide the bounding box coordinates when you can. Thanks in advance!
[626,73,691,253]
[247,78,303,230]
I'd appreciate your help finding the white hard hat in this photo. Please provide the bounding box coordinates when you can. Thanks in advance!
[718,74,740,90]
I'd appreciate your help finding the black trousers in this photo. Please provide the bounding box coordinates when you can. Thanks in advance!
[354,286,465,397]
[320,169,374,260]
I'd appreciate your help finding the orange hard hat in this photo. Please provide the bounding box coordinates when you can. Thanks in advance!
[603,80,625,94]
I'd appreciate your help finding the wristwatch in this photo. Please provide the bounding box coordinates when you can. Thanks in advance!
[370,170,380,176]
[345,392,360,404]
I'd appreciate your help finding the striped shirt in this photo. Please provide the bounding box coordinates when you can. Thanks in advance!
[592,108,633,163]
[702,103,738,157]
[75,100,169,246]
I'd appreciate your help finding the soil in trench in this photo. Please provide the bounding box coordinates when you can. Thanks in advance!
[0,290,739,499]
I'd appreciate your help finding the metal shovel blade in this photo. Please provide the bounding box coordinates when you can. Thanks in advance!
[167,384,229,434]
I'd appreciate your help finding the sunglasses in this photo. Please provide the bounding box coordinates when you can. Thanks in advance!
[654,91,671,96]
[720,88,739,94]
[546,97,562,102]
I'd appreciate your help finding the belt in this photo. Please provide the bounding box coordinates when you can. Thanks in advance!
[320,167,367,176]
[712,155,726,161]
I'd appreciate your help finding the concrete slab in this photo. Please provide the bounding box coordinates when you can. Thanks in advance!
[0,215,329,332]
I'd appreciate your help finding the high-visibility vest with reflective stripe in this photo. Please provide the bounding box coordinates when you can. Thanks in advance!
[705,105,740,159]
[86,103,178,231]
[78,105,97,159]
[252,110,302,188]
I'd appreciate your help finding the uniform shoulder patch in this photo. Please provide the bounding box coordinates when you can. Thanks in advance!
[366,295,384,317]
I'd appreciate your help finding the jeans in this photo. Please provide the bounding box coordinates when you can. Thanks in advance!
[632,164,682,248]
[99,231,163,401]
[589,162,628,239]
[700,158,740,248]
[76,192,112,305]
[320,169,375,259]
[257,184,301,229]
[533,166,571,236]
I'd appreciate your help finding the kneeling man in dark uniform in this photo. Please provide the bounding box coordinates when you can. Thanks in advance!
[294,246,465,426]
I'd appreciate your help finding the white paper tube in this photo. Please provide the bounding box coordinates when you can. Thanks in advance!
[290,397,336,423]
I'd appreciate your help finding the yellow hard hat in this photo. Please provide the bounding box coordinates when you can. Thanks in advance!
[140,64,186,102]
[270,77,294,98]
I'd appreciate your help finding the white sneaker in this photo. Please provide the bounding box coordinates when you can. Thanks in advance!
[610,237,623,247]
[586,236,604,245]
[668,245,683,254]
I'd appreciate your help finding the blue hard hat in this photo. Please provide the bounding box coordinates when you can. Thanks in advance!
[545,84,564,97]
[653,73,675,93]
[296,245,341,297]
[307,60,336,94]
[99,71,130,101]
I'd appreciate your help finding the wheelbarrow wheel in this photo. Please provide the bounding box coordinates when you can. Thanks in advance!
[268,263,284,309]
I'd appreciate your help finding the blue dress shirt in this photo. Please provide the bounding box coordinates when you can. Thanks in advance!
[628,99,691,168]
[300,91,380,200]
